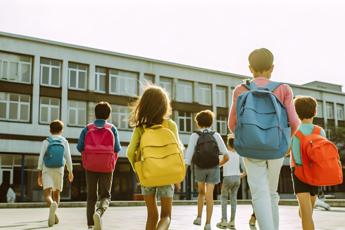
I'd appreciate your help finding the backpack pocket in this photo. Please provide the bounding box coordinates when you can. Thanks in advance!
[82,152,117,173]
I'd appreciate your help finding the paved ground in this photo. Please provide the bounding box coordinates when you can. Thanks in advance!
[0,205,344,230]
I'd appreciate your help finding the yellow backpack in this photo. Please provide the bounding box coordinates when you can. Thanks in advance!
[134,120,186,187]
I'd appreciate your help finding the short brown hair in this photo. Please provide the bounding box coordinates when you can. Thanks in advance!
[129,85,172,127]
[50,120,64,134]
[195,110,214,128]
[294,96,317,120]
[95,101,112,119]
[227,135,234,149]
[249,48,274,73]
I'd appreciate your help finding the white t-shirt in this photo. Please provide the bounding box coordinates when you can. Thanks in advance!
[222,150,244,177]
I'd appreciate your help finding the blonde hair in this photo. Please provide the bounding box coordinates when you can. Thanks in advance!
[248,48,274,73]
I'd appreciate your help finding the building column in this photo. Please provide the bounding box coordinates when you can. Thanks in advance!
[139,72,145,95]
[32,55,41,125]
[334,102,338,127]
[193,82,199,104]
[89,64,95,92]
[172,78,178,101]
[20,155,25,202]
[322,99,327,129]
[212,83,217,130]
[61,59,69,124]
[155,74,160,85]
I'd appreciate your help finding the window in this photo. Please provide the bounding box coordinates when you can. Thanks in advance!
[198,83,212,105]
[0,92,30,122]
[326,102,334,119]
[144,74,154,84]
[95,67,106,93]
[316,101,323,118]
[40,58,61,87]
[109,69,138,96]
[68,63,88,90]
[68,101,86,126]
[0,52,32,84]
[217,116,228,135]
[216,86,227,107]
[178,111,192,133]
[40,97,60,124]
[337,104,344,120]
[176,80,193,102]
[159,77,173,97]
[111,105,130,130]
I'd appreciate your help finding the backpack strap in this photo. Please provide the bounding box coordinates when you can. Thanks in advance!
[47,136,53,143]
[194,130,202,136]
[294,130,305,142]
[312,125,321,135]
[265,81,282,92]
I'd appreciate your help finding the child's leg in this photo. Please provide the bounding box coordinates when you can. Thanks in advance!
[197,182,206,218]
[220,178,230,221]
[205,183,215,225]
[97,172,113,215]
[296,192,315,230]
[44,188,53,206]
[86,171,98,227]
[229,177,241,222]
[53,190,60,205]
[143,194,159,230]
[157,196,172,230]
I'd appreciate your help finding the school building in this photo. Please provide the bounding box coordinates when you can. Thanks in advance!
[0,32,344,202]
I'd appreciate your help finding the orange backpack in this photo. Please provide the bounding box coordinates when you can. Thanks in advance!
[291,125,343,186]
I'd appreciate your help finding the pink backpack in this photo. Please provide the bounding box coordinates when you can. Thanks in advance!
[82,123,118,172]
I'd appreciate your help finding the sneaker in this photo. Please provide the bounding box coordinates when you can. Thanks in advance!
[48,201,57,227]
[216,219,228,229]
[228,220,235,229]
[193,217,202,225]
[55,214,59,225]
[93,211,103,230]
[204,224,211,230]
[249,214,256,227]
[87,226,93,229]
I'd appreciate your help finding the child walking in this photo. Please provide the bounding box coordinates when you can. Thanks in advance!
[216,134,245,229]
[291,96,325,230]
[228,48,300,230]
[37,120,73,227]
[185,110,229,230]
[127,85,185,230]
[77,101,121,230]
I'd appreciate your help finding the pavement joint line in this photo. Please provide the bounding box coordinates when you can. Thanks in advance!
[1,199,345,208]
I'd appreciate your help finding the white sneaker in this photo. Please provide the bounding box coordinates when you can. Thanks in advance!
[193,217,201,225]
[93,211,103,230]
[48,202,57,227]
[216,219,228,229]
[228,220,235,229]
[204,224,211,230]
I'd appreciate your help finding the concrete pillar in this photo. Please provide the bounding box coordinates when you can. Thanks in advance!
[172,78,178,101]
[155,74,160,85]
[139,72,145,95]
[89,64,95,92]
[193,82,198,103]
[212,83,217,130]
[322,99,327,129]
[32,55,41,125]
[61,59,68,124]
[334,102,338,127]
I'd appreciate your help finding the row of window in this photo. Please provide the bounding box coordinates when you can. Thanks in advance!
[0,52,228,107]
[317,101,345,120]
[0,92,229,134]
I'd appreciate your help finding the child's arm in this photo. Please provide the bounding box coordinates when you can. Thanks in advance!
[219,154,229,166]
[64,140,73,182]
[168,120,184,151]
[76,127,87,153]
[184,133,198,166]
[37,140,47,187]
[126,127,142,171]
[282,85,300,136]
[111,126,122,153]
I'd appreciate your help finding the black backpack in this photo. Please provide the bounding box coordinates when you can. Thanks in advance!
[192,130,220,169]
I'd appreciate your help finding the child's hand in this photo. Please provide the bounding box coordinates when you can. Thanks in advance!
[37,176,42,187]
[240,172,247,178]
[174,183,181,192]
[68,173,74,182]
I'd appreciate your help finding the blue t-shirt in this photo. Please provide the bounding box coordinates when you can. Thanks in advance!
[291,123,326,166]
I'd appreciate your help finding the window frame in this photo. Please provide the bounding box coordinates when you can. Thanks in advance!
[216,116,228,135]
[198,83,212,105]
[109,70,138,97]
[176,80,193,103]
[0,92,31,122]
[39,97,60,124]
[0,52,32,84]
[68,63,88,91]
[215,86,227,108]
[111,105,131,130]
[68,100,87,127]
[177,111,193,133]
[40,58,62,88]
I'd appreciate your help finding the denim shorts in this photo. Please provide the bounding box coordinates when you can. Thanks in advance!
[194,165,220,184]
[141,185,174,198]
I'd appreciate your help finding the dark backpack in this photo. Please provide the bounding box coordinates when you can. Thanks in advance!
[192,130,220,169]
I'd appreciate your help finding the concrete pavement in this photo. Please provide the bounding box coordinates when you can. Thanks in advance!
[0,204,344,230]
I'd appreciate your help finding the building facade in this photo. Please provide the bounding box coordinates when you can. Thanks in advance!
[0,32,344,202]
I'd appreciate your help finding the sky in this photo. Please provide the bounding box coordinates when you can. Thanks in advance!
[1,0,345,90]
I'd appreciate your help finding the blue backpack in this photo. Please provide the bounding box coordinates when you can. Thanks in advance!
[234,80,291,159]
[44,136,65,168]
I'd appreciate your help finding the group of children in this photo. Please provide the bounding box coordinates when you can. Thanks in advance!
[36,48,342,230]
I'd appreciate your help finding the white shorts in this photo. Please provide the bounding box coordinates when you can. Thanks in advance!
[42,171,63,191]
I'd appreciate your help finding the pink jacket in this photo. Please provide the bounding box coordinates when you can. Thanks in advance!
[228,77,300,136]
